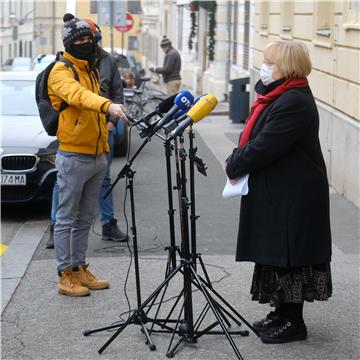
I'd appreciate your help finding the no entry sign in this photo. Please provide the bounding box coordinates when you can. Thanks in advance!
[114,12,134,32]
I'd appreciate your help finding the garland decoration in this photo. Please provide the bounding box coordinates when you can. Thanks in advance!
[187,1,217,61]
[188,9,197,50]
[205,1,217,61]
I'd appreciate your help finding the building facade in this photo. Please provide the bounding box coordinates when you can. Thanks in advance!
[0,0,67,67]
[76,0,143,62]
[140,0,359,207]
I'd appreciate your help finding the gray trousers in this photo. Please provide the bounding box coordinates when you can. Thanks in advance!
[54,152,107,271]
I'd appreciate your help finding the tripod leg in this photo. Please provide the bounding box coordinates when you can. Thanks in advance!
[166,301,185,358]
[139,318,156,351]
[200,278,259,336]
[98,264,182,354]
[190,267,245,360]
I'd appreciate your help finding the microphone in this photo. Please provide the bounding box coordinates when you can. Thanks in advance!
[169,94,218,139]
[163,93,207,134]
[130,94,178,126]
[151,90,194,133]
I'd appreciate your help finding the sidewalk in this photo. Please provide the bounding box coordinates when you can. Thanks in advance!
[1,113,359,360]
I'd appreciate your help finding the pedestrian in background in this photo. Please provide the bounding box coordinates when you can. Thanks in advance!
[226,40,332,343]
[48,13,127,297]
[149,36,181,96]
[46,18,128,249]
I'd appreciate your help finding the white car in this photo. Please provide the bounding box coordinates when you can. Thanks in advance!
[2,57,32,71]
[0,71,58,203]
[32,54,56,71]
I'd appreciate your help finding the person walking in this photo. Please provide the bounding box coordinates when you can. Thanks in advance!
[48,13,127,297]
[225,40,332,343]
[149,36,181,96]
[46,18,128,249]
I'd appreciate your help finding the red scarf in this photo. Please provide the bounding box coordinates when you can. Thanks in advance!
[238,78,309,148]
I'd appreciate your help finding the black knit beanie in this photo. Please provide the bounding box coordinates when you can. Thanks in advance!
[61,13,93,50]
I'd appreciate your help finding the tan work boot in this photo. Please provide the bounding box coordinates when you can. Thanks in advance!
[58,268,90,297]
[72,264,109,290]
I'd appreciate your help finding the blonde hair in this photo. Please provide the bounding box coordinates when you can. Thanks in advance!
[265,40,312,78]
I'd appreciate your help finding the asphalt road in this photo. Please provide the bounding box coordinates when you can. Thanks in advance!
[1,116,359,360]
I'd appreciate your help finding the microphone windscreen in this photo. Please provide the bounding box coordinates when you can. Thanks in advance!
[187,94,218,123]
[156,94,178,113]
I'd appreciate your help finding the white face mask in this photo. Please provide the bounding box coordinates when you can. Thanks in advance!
[260,63,275,86]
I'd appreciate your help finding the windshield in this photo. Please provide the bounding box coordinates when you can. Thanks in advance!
[0,80,39,116]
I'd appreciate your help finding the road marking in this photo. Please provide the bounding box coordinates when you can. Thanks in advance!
[0,243,8,256]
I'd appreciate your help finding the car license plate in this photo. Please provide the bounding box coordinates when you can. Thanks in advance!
[1,174,27,186]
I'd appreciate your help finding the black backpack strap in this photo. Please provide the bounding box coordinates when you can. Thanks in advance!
[58,55,79,81]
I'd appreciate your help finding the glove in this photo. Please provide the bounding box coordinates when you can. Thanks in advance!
[149,67,155,73]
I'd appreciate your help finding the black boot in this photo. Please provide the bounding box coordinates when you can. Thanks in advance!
[253,308,283,334]
[260,319,307,344]
[260,303,307,344]
[45,224,54,249]
[102,218,128,242]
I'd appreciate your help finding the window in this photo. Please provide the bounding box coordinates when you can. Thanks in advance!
[280,0,293,39]
[19,40,22,56]
[313,1,334,47]
[178,5,183,51]
[343,0,360,30]
[257,0,269,35]
[90,0,97,14]
[232,1,238,64]
[128,1,142,14]
[243,0,250,69]
[128,36,139,50]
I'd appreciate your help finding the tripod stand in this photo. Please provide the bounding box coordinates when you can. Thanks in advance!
[84,122,258,358]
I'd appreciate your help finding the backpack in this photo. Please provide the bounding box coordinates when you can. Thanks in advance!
[35,52,79,136]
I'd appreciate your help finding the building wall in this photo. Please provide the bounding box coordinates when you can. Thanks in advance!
[252,0,360,207]
[0,0,67,66]
[76,0,143,62]
[0,0,36,65]
[33,0,66,55]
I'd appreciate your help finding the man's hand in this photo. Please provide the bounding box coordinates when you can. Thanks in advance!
[108,103,128,121]
[107,122,115,130]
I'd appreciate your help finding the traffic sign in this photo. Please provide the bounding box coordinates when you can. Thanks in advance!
[114,12,134,32]
[98,0,126,27]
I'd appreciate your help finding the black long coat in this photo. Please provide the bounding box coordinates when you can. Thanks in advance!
[226,79,332,267]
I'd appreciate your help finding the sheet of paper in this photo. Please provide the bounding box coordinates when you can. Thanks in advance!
[222,174,249,199]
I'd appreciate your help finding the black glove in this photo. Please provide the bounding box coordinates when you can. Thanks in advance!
[149,67,155,73]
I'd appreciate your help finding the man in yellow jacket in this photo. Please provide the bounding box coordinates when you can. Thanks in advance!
[48,14,127,297]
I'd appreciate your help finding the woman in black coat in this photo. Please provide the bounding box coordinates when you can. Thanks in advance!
[226,40,332,344]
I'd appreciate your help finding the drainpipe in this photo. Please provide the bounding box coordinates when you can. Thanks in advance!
[224,1,232,102]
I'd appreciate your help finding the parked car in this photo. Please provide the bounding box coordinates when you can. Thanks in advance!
[32,54,56,71]
[1,71,58,204]
[2,57,32,71]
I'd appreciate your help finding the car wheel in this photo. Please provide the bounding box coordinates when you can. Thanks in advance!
[113,119,128,157]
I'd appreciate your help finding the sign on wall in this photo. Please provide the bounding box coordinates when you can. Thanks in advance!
[98,0,127,27]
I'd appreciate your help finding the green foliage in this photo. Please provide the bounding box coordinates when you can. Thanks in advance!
[188,10,197,50]
[188,1,217,62]
[206,1,217,61]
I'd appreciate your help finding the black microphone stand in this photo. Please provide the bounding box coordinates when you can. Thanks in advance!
[85,120,259,359]
[83,123,185,352]
[83,133,158,351]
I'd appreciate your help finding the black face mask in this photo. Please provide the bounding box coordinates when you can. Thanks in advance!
[67,42,96,64]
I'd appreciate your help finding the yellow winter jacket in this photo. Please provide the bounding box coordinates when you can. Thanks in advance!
[48,52,111,155]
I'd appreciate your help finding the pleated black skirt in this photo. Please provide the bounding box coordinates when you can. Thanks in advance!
[250,263,332,307]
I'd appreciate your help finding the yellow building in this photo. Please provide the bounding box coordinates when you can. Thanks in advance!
[76,0,143,62]
[250,1,360,207]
